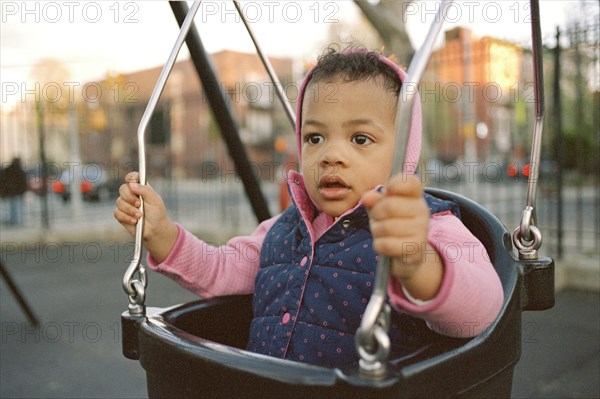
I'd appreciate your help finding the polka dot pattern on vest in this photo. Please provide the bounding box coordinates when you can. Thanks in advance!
[247,192,461,367]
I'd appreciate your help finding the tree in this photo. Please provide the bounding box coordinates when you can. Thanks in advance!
[29,59,71,113]
[323,10,382,52]
[352,0,415,63]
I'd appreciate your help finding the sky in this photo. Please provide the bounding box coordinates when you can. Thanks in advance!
[0,0,596,109]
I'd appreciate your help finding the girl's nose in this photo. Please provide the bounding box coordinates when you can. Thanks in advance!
[319,141,348,168]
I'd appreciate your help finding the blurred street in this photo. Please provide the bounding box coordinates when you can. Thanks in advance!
[2,177,598,257]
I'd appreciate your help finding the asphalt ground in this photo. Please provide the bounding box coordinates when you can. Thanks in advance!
[0,243,598,398]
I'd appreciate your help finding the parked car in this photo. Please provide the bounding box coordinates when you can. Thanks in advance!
[51,164,110,202]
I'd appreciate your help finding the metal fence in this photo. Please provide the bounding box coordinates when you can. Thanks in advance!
[1,164,598,262]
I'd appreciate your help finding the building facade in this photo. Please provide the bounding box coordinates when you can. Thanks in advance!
[79,50,296,181]
[427,27,525,166]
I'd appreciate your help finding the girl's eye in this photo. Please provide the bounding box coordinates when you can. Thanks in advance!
[305,133,324,144]
[352,134,373,145]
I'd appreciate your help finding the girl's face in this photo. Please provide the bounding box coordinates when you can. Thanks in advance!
[300,77,398,218]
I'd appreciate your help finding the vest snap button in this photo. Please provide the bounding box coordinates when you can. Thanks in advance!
[342,219,351,229]
[300,256,308,267]
[282,312,291,324]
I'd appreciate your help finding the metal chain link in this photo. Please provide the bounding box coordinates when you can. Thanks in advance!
[128,279,146,315]
[513,206,543,260]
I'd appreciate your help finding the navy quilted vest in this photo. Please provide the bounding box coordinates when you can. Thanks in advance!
[247,193,460,368]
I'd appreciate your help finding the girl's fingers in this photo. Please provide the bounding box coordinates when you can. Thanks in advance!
[369,218,423,239]
[118,183,141,207]
[115,196,142,219]
[114,210,136,225]
[114,171,147,238]
[363,174,426,219]
[386,174,423,198]
[128,182,163,208]
[367,195,427,220]
[118,179,160,209]
[113,207,138,232]
[124,171,140,184]
[361,190,382,209]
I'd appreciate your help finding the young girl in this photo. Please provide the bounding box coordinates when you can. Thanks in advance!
[114,47,503,368]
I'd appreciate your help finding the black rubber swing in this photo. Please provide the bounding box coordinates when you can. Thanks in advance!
[120,1,555,398]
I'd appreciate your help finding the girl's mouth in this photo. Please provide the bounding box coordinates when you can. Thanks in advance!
[318,175,350,200]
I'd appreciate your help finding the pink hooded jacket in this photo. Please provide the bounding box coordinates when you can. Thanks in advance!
[148,50,503,338]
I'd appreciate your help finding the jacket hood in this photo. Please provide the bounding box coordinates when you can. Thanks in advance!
[294,49,422,174]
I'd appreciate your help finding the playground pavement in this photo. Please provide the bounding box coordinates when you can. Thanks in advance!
[0,223,598,398]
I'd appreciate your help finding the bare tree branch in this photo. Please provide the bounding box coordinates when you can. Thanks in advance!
[352,0,415,63]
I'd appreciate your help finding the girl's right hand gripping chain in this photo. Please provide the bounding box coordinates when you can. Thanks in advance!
[114,171,179,263]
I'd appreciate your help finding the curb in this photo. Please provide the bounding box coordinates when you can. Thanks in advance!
[3,224,131,247]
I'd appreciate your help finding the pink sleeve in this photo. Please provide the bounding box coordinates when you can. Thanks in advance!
[387,211,504,338]
[147,215,280,298]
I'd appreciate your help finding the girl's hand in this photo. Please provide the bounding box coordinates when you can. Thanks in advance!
[362,174,443,300]
[114,172,178,263]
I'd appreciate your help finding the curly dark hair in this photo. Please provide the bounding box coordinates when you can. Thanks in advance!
[308,45,402,98]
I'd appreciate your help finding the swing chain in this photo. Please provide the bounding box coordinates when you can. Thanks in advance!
[513,0,545,261]
[122,0,202,317]
[355,0,453,379]
[233,0,296,127]
[356,303,391,377]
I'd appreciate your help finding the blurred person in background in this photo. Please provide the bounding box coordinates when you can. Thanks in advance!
[1,158,27,225]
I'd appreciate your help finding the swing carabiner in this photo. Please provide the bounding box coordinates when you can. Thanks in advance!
[514,206,543,260]
[128,279,147,315]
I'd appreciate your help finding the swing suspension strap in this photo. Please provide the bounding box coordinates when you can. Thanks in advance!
[355,0,454,378]
[513,0,545,261]
[122,0,203,316]
[234,0,296,128]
